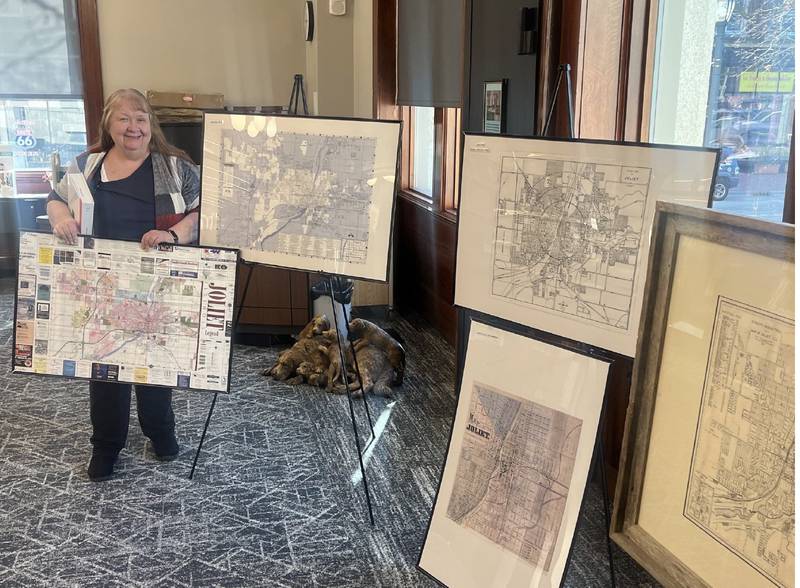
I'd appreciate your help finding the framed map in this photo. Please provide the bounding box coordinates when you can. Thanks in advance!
[12,231,238,393]
[199,112,401,282]
[454,133,719,356]
[418,319,610,588]
[611,203,794,588]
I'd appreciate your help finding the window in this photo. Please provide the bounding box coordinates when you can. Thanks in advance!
[649,0,794,222]
[0,0,87,176]
[400,106,462,215]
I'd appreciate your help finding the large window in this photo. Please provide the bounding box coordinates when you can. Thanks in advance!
[400,106,462,214]
[0,0,87,175]
[649,0,794,222]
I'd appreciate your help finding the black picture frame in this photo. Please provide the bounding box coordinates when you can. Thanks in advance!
[482,79,507,134]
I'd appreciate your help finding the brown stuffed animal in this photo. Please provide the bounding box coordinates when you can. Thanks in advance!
[348,318,406,385]
[266,315,333,382]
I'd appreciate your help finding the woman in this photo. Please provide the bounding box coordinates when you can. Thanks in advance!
[47,88,200,481]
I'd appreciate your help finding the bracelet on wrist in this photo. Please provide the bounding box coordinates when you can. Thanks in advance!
[167,229,179,243]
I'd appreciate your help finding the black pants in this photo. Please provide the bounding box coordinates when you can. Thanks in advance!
[89,381,175,457]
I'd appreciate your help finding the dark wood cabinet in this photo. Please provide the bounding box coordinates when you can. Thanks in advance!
[234,263,311,334]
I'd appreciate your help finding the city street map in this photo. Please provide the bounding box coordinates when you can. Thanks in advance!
[200,113,401,281]
[13,232,237,393]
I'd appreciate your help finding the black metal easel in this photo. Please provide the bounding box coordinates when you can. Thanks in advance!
[188,260,257,480]
[542,63,576,138]
[288,74,309,116]
[324,275,376,526]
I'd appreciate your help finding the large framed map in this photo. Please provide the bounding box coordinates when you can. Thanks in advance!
[12,231,238,393]
[418,319,610,588]
[199,112,401,281]
[454,133,719,356]
[611,203,794,588]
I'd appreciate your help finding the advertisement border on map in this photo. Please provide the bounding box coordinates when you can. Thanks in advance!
[10,230,241,395]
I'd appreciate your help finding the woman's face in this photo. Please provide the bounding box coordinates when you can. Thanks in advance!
[107,100,151,158]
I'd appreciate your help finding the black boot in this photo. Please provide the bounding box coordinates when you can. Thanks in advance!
[87,454,117,481]
[150,436,180,461]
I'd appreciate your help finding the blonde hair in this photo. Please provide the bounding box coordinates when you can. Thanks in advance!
[91,88,193,162]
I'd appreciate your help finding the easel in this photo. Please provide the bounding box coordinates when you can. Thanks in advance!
[288,74,309,116]
[189,80,380,524]
[443,63,619,585]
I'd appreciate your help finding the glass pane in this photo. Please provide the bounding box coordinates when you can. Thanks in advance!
[0,0,83,95]
[650,0,794,222]
[1,98,87,171]
[412,106,435,197]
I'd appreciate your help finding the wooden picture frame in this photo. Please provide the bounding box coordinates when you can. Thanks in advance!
[418,318,611,587]
[611,202,794,587]
[482,80,507,133]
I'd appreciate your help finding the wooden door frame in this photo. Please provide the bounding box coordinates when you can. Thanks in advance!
[76,0,104,146]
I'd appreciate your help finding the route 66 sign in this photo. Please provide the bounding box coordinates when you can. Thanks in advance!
[15,134,37,149]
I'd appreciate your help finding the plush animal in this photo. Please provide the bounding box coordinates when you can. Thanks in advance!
[348,318,406,385]
[266,315,333,382]
[348,344,395,397]
[321,335,355,393]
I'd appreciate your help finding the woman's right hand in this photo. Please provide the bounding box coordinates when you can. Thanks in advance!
[52,217,80,245]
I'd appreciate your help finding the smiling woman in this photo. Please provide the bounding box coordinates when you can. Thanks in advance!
[44,88,202,482]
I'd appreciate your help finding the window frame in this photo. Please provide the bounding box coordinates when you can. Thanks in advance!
[399,105,462,221]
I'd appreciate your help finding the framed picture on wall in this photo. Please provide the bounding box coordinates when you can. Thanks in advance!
[611,202,794,587]
[482,80,507,134]
[419,318,610,588]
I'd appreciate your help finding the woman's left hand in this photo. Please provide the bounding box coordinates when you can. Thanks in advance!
[140,229,174,250]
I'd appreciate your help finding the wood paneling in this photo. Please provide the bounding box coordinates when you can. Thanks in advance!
[393,196,457,344]
[76,0,103,145]
[235,263,310,332]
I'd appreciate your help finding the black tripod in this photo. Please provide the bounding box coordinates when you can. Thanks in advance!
[288,74,309,116]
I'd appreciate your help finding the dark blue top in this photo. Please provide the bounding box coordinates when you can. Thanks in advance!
[90,155,155,241]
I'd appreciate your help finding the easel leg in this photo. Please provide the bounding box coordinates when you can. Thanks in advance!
[327,277,375,526]
[338,291,375,438]
[189,393,218,480]
[189,264,253,481]
[596,436,617,588]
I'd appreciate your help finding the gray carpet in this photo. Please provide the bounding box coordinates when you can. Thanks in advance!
[0,276,658,587]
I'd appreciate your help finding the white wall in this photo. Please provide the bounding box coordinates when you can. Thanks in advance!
[98,0,306,106]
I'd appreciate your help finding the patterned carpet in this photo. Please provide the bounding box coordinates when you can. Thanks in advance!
[0,276,657,587]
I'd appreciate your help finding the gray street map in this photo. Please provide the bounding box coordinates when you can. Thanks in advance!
[493,157,651,331]
[204,127,377,265]
[685,297,794,587]
[447,382,583,571]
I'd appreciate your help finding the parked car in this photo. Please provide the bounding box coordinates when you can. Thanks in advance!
[712,156,740,201]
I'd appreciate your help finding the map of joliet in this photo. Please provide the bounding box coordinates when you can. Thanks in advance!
[447,383,583,570]
[13,232,237,393]
[202,115,379,265]
[493,157,651,331]
[685,297,794,587]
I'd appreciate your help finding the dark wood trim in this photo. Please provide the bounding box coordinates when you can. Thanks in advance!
[783,118,795,224]
[374,0,398,121]
[536,0,562,134]
[615,0,635,141]
[553,0,582,137]
[76,0,103,146]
